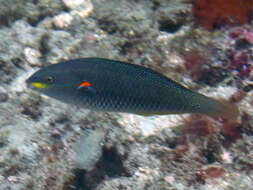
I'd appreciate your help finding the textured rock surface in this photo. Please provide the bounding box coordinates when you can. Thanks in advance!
[0,0,252,190]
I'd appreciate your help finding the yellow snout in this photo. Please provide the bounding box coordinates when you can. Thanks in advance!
[31,82,48,89]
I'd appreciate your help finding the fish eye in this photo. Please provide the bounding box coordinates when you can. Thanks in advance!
[46,76,54,83]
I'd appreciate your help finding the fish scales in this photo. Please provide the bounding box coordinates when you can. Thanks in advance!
[26,58,239,119]
[65,59,195,112]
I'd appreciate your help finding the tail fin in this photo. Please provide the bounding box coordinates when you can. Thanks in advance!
[195,93,240,120]
[210,100,239,120]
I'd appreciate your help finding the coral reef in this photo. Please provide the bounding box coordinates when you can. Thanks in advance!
[0,0,252,190]
[193,0,253,30]
[226,27,253,80]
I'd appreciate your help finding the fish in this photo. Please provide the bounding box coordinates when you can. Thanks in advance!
[26,58,239,119]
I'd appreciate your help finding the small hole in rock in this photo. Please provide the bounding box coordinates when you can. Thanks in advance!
[158,20,182,33]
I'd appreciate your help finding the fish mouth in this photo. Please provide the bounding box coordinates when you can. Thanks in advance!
[26,77,48,89]
[26,78,32,86]
[30,82,48,89]
[25,77,33,89]
[25,74,35,85]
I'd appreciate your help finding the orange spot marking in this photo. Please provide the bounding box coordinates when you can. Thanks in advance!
[78,81,92,87]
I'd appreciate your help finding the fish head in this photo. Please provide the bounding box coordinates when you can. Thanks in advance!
[26,64,90,104]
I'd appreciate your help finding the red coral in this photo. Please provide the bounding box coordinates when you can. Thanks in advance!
[181,114,242,141]
[229,90,247,103]
[179,49,209,82]
[193,0,253,30]
[181,114,215,137]
[196,167,226,182]
[220,119,242,140]
[174,144,190,160]
[181,100,241,142]
[229,28,253,44]
[226,27,253,79]
[229,51,253,79]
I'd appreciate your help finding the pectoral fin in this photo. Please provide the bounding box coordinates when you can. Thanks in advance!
[77,81,96,93]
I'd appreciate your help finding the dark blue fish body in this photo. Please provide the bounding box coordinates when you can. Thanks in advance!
[26,58,238,118]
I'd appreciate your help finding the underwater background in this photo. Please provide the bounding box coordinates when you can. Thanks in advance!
[0,0,252,189]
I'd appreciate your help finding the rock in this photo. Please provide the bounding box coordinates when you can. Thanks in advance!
[62,0,86,9]
[63,0,93,18]
[0,0,65,27]
[24,47,42,66]
[53,13,73,28]
[0,93,8,103]
[74,129,105,171]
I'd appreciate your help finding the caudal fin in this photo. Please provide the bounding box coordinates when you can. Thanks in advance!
[212,100,240,120]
